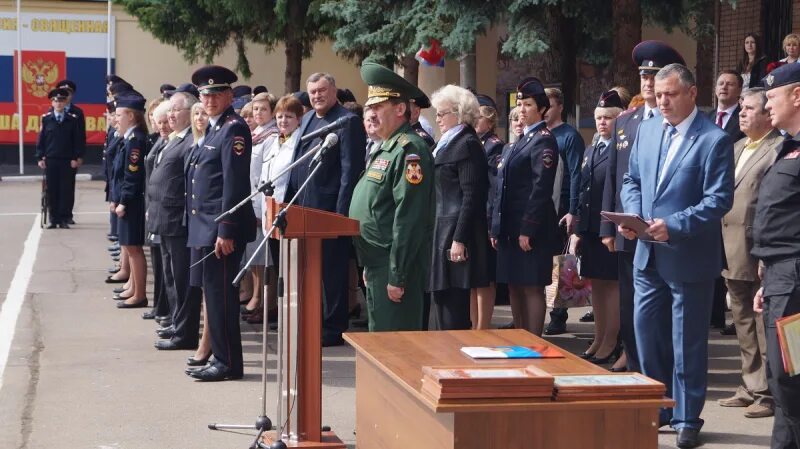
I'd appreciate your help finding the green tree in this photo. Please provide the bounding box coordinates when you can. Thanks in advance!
[116,0,333,92]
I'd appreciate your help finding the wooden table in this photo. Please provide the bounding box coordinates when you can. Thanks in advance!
[344,329,671,449]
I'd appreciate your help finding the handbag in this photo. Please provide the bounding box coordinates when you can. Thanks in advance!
[545,236,592,309]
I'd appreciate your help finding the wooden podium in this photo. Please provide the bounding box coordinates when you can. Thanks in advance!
[344,329,673,449]
[261,198,359,448]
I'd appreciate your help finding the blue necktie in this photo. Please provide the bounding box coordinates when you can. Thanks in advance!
[658,125,676,177]
[596,141,607,156]
[56,113,63,123]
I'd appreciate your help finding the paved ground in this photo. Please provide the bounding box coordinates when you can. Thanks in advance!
[0,181,774,448]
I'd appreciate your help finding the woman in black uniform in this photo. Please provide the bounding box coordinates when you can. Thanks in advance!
[112,92,149,309]
[490,77,560,336]
[575,90,623,363]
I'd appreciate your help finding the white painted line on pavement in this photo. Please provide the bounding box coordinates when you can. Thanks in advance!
[0,214,43,393]
[0,211,109,217]
[1,174,93,182]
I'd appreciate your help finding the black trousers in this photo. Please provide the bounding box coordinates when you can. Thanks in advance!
[711,276,728,328]
[150,244,169,317]
[618,251,640,372]
[322,237,351,341]
[764,260,800,449]
[199,246,244,373]
[66,166,77,220]
[161,235,201,345]
[109,212,118,237]
[432,288,472,331]
[45,158,72,224]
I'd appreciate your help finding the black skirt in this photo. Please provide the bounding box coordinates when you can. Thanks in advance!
[117,199,145,246]
[495,237,553,287]
[578,232,618,280]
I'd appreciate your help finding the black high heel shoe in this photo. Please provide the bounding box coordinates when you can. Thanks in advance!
[590,344,623,365]
[187,355,210,366]
[579,351,596,360]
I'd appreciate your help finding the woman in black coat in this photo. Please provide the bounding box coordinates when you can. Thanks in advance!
[490,77,561,336]
[575,90,623,364]
[429,85,491,330]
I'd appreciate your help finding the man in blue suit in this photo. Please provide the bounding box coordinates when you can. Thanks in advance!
[620,63,734,448]
[287,72,366,346]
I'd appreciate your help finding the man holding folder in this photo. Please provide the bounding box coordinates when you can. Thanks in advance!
[620,63,734,448]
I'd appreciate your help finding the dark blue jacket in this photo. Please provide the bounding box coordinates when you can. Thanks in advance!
[288,103,366,215]
[185,106,256,247]
[490,121,560,253]
[110,127,147,207]
[600,106,646,251]
[35,111,82,160]
[576,140,611,235]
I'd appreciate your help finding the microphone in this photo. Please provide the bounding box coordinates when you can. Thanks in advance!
[309,133,339,167]
[299,116,349,142]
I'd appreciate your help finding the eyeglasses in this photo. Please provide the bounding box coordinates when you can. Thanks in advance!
[435,110,455,119]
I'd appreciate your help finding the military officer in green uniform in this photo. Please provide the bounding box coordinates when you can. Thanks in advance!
[349,62,435,332]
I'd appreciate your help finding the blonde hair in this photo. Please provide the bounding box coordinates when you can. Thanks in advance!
[478,105,498,131]
[784,33,800,52]
[240,102,254,118]
[253,92,278,111]
[611,86,632,108]
[509,105,520,123]
[431,84,480,128]
[190,102,208,143]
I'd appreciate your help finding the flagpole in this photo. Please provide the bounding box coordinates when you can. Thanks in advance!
[16,0,23,175]
[106,0,111,75]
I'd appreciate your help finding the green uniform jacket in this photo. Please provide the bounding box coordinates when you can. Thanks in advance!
[349,122,435,287]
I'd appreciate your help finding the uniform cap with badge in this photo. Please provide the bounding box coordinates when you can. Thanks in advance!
[56,79,77,93]
[192,65,238,95]
[159,83,176,94]
[516,77,548,105]
[360,62,428,107]
[476,93,497,110]
[632,40,686,75]
[596,90,624,109]
[48,87,71,101]
[761,62,800,90]
[114,92,146,111]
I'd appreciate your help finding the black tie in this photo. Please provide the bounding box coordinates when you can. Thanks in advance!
[597,141,607,155]
[646,110,654,120]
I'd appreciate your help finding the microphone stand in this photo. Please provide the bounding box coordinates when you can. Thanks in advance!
[207,138,335,449]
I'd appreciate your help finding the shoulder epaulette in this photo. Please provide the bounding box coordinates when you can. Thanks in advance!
[398,134,411,147]
[619,107,637,117]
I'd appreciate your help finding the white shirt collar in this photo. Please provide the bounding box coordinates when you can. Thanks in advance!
[716,103,738,116]
[123,125,137,139]
[664,106,698,136]
[598,137,612,147]
[643,104,658,120]
[209,114,223,127]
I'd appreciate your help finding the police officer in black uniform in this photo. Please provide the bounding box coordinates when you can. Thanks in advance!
[410,95,436,148]
[599,40,685,372]
[185,65,256,381]
[36,88,83,229]
[55,79,86,225]
[752,63,800,449]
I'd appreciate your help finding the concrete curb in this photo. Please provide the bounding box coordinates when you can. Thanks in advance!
[0,174,99,182]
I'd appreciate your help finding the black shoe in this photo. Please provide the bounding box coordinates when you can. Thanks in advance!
[721,323,736,336]
[111,256,120,262]
[676,427,700,448]
[107,244,120,251]
[185,364,210,375]
[58,223,70,229]
[499,321,515,329]
[105,276,128,284]
[112,293,132,301]
[579,351,596,360]
[110,250,121,257]
[188,362,242,381]
[46,223,58,229]
[142,309,156,320]
[544,324,567,335]
[107,266,120,274]
[187,355,210,366]
[609,366,628,373]
[321,335,345,347]
[113,287,125,294]
[108,235,118,242]
[155,338,197,350]
[157,326,177,339]
[117,299,148,309]
[579,311,594,322]
[66,218,75,225]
